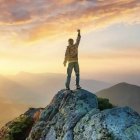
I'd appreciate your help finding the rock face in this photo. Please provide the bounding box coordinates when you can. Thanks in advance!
[0,89,140,140]
[27,89,98,140]
[0,108,43,140]
[74,107,140,140]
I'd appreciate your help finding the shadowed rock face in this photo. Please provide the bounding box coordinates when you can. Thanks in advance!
[27,89,98,140]
[0,108,43,140]
[0,89,140,140]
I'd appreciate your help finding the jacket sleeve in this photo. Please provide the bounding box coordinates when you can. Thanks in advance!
[75,33,81,47]
[64,47,69,63]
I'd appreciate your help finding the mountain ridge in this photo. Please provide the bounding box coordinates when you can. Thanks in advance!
[96,82,140,113]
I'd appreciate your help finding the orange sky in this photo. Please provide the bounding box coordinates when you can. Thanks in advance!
[0,0,140,84]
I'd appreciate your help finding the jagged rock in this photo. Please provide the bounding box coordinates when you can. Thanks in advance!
[1,89,140,140]
[0,108,42,140]
[24,108,44,122]
[45,127,56,140]
[74,107,140,140]
[27,89,98,140]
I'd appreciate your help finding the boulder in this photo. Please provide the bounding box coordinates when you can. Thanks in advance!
[27,89,98,140]
[74,107,140,140]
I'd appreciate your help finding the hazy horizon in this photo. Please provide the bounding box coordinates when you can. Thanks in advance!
[0,71,140,128]
[0,71,113,128]
[1,71,140,86]
[0,0,140,85]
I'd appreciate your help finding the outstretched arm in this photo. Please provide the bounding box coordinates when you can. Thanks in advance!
[75,29,81,47]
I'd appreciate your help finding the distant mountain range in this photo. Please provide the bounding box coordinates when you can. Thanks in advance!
[96,82,140,113]
[0,72,139,128]
[0,72,112,127]
[1,72,112,105]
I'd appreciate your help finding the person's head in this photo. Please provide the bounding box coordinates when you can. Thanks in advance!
[68,38,74,45]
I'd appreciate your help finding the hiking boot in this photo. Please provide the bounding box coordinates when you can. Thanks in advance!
[66,87,70,90]
[76,85,81,89]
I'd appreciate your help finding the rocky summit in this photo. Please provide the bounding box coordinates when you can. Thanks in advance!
[0,89,140,140]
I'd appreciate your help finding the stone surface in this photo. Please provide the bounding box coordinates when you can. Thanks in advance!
[74,107,140,140]
[1,89,140,140]
[27,89,98,140]
[0,108,42,140]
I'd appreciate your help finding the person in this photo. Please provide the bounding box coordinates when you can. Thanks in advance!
[63,29,81,90]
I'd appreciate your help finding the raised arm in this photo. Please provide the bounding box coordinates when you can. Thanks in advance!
[75,29,81,47]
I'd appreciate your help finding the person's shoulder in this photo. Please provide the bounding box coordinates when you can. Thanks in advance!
[67,45,70,48]
[74,44,78,48]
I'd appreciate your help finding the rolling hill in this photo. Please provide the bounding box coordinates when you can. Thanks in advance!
[96,82,140,113]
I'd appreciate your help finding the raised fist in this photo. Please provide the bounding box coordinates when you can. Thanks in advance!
[77,29,80,33]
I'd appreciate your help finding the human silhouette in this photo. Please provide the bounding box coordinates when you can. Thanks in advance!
[63,29,81,90]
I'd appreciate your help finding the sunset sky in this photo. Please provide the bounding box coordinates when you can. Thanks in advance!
[0,0,140,84]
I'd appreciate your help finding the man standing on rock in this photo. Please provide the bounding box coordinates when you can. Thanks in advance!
[63,29,81,90]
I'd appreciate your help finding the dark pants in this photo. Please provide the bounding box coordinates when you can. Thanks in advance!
[65,62,80,88]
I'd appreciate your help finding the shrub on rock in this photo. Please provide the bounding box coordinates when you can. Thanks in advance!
[97,97,114,110]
